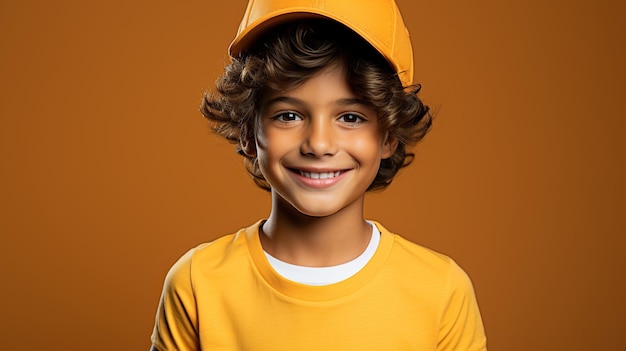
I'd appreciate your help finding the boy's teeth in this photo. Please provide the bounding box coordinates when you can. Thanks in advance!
[299,171,341,179]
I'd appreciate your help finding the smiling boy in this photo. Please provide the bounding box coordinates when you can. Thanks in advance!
[150,0,487,350]
[254,62,395,266]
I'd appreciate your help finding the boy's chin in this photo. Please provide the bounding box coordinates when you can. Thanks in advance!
[276,194,363,220]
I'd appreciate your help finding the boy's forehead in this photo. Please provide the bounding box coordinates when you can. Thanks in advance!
[259,62,367,106]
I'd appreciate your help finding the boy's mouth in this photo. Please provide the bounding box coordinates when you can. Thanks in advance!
[290,168,344,179]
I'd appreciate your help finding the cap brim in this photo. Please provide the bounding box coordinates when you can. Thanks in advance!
[230,12,325,57]
[229,9,395,73]
[228,3,413,87]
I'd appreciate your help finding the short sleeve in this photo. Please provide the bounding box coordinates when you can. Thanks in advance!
[437,260,488,351]
[151,249,200,351]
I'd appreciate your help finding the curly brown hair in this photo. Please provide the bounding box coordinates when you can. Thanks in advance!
[200,19,432,191]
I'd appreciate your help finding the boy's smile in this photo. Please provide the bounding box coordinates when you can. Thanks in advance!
[288,167,348,188]
[254,62,397,218]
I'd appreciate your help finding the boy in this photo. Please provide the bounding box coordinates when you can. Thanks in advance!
[150,0,487,350]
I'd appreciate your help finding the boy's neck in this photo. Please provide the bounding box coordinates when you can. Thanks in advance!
[260,197,372,267]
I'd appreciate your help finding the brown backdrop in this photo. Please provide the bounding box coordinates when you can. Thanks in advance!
[1,0,624,349]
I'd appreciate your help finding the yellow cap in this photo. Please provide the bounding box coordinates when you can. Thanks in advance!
[229,0,414,87]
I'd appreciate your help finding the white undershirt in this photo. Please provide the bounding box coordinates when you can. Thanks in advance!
[264,222,381,286]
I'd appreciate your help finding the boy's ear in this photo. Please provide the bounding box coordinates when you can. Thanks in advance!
[382,135,399,159]
[240,138,257,157]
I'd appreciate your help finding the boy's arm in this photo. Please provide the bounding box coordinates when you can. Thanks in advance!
[437,260,488,351]
[150,249,200,351]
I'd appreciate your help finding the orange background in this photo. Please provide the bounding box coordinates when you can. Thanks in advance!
[1,0,624,349]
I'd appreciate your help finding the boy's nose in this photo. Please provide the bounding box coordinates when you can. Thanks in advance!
[300,118,338,157]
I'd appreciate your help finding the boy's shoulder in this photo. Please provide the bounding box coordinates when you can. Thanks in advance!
[160,223,258,294]
[375,221,472,285]
[165,220,472,291]
[182,221,453,270]
[375,221,452,264]
[165,221,262,275]
[175,223,258,270]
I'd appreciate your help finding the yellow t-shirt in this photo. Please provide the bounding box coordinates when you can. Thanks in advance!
[151,221,487,350]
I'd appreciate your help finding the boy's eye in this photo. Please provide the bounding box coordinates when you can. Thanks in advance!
[274,112,302,122]
[338,113,365,123]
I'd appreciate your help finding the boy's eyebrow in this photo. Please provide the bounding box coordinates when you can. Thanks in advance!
[264,96,370,108]
[264,96,305,107]
[336,98,370,107]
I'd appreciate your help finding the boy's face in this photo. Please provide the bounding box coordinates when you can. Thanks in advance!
[251,63,397,217]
